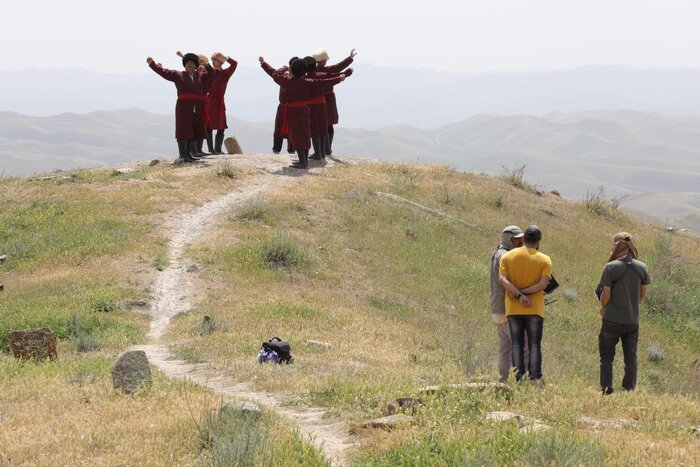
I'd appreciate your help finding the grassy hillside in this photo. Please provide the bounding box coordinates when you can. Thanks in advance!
[1,157,699,465]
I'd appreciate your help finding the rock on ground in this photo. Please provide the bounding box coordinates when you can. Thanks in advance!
[112,350,152,394]
[8,328,58,360]
[579,416,636,429]
[363,414,415,430]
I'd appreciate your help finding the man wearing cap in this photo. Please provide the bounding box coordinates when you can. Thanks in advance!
[499,225,552,382]
[598,232,650,395]
[490,225,525,382]
[311,48,357,156]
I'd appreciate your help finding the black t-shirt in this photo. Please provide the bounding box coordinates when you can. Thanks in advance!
[600,258,651,324]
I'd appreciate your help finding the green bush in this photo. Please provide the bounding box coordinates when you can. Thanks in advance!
[523,431,606,467]
[260,234,310,270]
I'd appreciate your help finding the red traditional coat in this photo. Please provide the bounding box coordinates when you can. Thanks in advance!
[262,61,343,151]
[149,61,214,139]
[317,56,353,125]
[261,63,290,138]
[206,58,238,130]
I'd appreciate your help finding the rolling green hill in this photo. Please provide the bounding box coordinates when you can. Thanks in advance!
[0,155,698,465]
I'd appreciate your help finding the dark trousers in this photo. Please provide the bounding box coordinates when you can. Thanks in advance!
[599,319,638,393]
[508,315,543,380]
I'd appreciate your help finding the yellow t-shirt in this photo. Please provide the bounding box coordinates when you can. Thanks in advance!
[499,247,552,317]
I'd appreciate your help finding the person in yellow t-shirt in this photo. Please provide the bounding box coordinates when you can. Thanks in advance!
[499,225,552,382]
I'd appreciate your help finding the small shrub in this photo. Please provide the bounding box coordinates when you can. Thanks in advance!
[562,288,578,303]
[238,202,271,223]
[523,431,606,467]
[499,165,538,193]
[217,160,238,179]
[440,182,463,206]
[404,224,417,241]
[198,404,271,466]
[93,298,118,313]
[494,192,505,209]
[153,252,168,271]
[647,345,665,363]
[74,333,102,352]
[647,369,666,387]
[583,185,628,217]
[260,234,310,270]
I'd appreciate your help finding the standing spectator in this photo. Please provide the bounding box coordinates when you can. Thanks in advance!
[499,225,552,383]
[206,52,238,154]
[598,232,651,395]
[489,225,525,382]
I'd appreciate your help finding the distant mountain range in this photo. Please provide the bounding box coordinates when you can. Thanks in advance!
[0,108,698,233]
[3,65,700,128]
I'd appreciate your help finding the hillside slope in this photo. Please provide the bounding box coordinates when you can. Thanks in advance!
[0,154,699,465]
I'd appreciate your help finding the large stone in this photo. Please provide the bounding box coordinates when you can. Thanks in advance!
[112,350,151,394]
[362,414,415,430]
[485,411,525,426]
[520,422,553,434]
[224,137,243,155]
[221,400,262,419]
[8,328,58,361]
[579,416,636,429]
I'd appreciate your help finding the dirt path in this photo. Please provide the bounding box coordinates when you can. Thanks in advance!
[130,155,358,466]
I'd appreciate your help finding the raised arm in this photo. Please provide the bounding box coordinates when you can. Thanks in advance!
[215,53,238,77]
[322,49,356,73]
[147,57,179,82]
[259,57,278,77]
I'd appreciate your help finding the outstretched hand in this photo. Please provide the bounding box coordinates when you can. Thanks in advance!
[339,74,346,81]
[350,48,358,58]
[146,57,154,65]
[176,51,184,58]
[258,56,265,64]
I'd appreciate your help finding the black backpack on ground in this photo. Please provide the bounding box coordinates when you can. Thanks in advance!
[262,337,294,364]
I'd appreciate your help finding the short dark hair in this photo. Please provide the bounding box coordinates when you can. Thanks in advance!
[290,58,307,77]
[524,225,542,243]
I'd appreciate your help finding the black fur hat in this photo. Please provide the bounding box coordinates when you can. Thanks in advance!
[290,58,307,78]
[182,53,199,68]
[303,56,317,73]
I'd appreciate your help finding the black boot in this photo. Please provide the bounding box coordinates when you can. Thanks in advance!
[197,139,208,156]
[206,131,214,154]
[273,137,283,154]
[310,138,322,160]
[319,137,328,159]
[215,131,225,154]
[326,125,334,155]
[186,140,200,161]
[287,139,295,154]
[177,139,189,162]
[290,150,303,168]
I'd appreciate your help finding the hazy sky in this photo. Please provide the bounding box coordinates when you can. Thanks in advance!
[5,0,699,74]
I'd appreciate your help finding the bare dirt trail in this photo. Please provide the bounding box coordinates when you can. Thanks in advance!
[129,154,358,466]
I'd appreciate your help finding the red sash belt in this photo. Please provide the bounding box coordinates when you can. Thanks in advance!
[282,101,308,135]
[306,96,326,105]
[178,93,209,123]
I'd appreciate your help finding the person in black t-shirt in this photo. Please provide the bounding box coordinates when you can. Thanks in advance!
[598,232,651,395]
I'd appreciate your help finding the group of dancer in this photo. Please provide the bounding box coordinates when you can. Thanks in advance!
[146,52,237,163]
[146,48,356,168]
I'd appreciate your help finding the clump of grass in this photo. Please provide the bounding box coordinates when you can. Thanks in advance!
[153,252,168,271]
[523,431,606,467]
[439,182,464,206]
[198,315,227,336]
[93,298,119,313]
[582,186,629,217]
[494,192,505,209]
[74,333,102,352]
[648,345,665,363]
[646,369,666,388]
[404,224,417,241]
[562,288,578,303]
[217,160,238,179]
[499,164,538,193]
[174,346,204,364]
[260,234,310,270]
[238,202,272,223]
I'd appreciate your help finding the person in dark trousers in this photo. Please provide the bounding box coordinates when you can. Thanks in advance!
[205,52,238,154]
[598,232,651,395]
[499,225,552,383]
[489,225,527,382]
[311,48,357,156]
[147,53,214,163]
